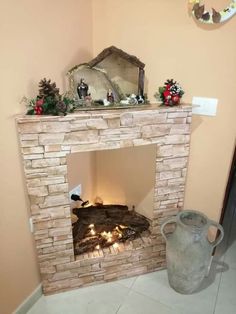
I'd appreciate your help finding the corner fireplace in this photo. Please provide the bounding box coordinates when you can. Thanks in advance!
[16,104,192,294]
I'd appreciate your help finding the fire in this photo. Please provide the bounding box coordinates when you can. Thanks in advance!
[89,224,96,236]
[119,225,127,229]
[99,225,128,245]
[101,231,113,243]
[115,225,127,239]
[87,224,128,252]
[90,229,96,236]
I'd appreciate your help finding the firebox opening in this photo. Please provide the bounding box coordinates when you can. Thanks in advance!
[67,145,157,255]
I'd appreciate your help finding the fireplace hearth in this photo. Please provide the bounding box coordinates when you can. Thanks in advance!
[16,104,192,294]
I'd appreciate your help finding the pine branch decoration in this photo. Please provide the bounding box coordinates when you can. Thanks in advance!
[25,78,75,116]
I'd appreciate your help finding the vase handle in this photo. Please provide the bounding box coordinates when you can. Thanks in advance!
[208,220,224,248]
[161,217,177,241]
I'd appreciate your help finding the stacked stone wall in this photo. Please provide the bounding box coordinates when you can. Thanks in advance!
[16,105,192,294]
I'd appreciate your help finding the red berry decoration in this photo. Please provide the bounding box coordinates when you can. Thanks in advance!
[36,98,44,106]
[172,94,180,104]
[155,79,184,106]
[34,104,43,115]
[34,98,44,115]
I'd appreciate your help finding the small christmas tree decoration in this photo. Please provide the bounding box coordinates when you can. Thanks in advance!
[155,79,184,106]
[24,78,75,116]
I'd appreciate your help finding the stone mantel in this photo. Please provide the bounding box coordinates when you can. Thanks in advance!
[16,104,192,295]
[16,103,192,121]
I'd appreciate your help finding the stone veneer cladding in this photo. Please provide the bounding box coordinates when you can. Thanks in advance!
[16,104,192,295]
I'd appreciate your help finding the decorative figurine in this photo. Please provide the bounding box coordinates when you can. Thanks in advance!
[77,78,89,99]
[120,98,130,105]
[136,94,145,104]
[84,94,92,106]
[107,89,114,103]
[120,94,139,105]
[129,94,138,105]
[103,99,111,106]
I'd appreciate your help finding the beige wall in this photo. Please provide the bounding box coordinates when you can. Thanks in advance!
[67,151,96,203]
[96,146,156,219]
[67,146,156,219]
[0,1,93,313]
[1,0,236,312]
[92,0,236,221]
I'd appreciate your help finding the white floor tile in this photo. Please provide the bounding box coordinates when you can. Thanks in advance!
[27,281,130,314]
[117,276,137,289]
[117,290,181,314]
[131,269,220,314]
[26,297,49,314]
[223,240,236,269]
[214,267,236,314]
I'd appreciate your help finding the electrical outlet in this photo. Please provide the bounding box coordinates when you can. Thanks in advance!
[69,184,82,202]
[192,97,218,116]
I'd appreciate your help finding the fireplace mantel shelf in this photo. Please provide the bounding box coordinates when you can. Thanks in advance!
[16,103,192,123]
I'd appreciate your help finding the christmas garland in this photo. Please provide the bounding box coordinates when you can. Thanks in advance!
[190,0,236,24]
[23,78,75,116]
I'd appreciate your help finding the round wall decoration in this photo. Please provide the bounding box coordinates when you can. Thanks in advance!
[190,0,236,24]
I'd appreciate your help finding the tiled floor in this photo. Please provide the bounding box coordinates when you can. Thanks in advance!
[27,240,236,314]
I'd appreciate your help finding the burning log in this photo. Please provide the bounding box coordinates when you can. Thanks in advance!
[72,204,150,255]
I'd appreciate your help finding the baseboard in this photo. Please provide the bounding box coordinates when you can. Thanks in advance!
[13,284,42,314]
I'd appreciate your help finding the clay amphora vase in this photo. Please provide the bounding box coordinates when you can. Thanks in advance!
[161,210,224,294]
